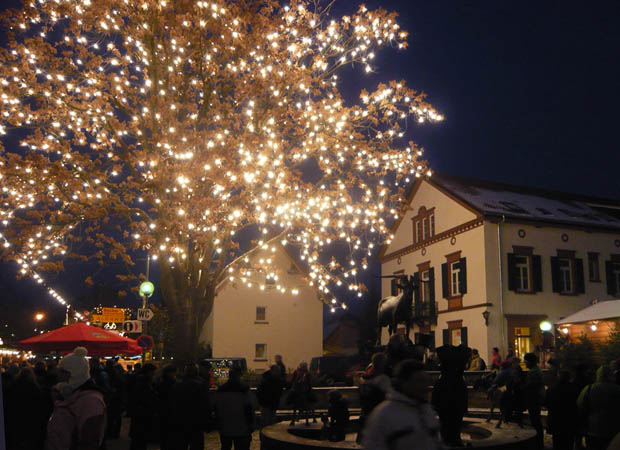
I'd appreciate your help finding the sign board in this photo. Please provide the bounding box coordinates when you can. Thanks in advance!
[123,320,142,333]
[137,334,154,351]
[93,308,125,323]
[137,308,154,321]
[103,322,118,330]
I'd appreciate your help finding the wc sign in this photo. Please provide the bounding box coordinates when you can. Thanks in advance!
[137,308,154,321]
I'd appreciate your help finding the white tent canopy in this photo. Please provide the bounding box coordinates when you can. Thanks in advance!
[556,299,620,325]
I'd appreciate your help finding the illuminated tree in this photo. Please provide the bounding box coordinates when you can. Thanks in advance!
[0,0,441,359]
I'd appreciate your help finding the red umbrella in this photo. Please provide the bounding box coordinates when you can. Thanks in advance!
[19,322,143,356]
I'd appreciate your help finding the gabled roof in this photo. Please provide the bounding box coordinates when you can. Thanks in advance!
[429,174,620,230]
[556,299,620,325]
[377,174,620,262]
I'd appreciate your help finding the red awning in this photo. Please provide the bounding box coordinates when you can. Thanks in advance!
[19,322,143,356]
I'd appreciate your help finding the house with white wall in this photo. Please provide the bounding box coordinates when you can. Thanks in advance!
[200,245,323,372]
[378,174,620,363]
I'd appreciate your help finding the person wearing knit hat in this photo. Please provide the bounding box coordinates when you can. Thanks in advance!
[46,347,107,450]
[58,346,91,390]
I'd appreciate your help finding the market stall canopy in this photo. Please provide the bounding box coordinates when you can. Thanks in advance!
[19,322,143,356]
[556,299,620,325]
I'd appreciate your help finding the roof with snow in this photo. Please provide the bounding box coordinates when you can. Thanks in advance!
[556,299,620,324]
[429,174,620,230]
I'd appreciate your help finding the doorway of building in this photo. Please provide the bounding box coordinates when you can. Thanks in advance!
[514,326,532,361]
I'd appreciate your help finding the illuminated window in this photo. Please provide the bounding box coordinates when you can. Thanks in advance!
[255,343,266,359]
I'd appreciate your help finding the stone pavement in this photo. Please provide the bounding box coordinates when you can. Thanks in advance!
[105,416,555,449]
[105,418,261,450]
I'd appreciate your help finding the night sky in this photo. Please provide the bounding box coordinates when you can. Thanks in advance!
[2,1,620,338]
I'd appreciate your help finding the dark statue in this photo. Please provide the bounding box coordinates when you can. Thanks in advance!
[376,274,418,345]
[431,344,471,447]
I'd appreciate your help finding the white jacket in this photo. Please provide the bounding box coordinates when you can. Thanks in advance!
[362,391,441,450]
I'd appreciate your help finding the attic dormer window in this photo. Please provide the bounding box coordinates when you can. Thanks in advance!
[412,206,435,245]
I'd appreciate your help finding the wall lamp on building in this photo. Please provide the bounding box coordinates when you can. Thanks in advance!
[482,310,490,326]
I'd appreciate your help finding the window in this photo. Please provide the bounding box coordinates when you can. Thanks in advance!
[605,256,620,296]
[515,255,530,291]
[255,344,266,360]
[508,248,542,293]
[442,254,467,303]
[558,258,573,293]
[451,328,462,346]
[588,253,600,282]
[420,269,431,302]
[256,306,266,322]
[551,252,585,295]
[412,207,435,244]
[613,262,620,294]
[450,262,461,296]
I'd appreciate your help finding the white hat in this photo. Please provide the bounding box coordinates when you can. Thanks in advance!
[59,346,90,387]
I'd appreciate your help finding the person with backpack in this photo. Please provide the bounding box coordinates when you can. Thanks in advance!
[46,347,107,450]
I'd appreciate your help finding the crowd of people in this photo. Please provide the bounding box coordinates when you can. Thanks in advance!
[1,347,262,450]
[2,342,620,450]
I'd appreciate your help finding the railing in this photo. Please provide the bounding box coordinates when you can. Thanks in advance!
[413,301,438,324]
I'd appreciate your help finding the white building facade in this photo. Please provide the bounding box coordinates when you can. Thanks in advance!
[199,245,323,372]
[378,175,620,363]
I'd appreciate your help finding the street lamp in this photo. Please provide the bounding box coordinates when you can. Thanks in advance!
[539,320,552,332]
[35,313,45,322]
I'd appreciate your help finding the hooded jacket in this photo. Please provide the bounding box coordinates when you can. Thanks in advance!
[362,390,441,450]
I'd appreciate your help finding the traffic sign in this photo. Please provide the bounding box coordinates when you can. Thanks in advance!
[137,308,154,321]
[136,334,154,351]
[122,320,142,333]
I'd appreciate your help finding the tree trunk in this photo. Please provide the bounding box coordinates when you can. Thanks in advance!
[159,258,215,364]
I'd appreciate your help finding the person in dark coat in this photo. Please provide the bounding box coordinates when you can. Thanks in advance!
[431,344,470,447]
[274,355,287,385]
[524,353,545,450]
[129,363,158,450]
[257,364,284,427]
[157,365,177,450]
[169,363,212,450]
[545,370,579,450]
[327,390,349,442]
[105,361,125,439]
[8,367,44,450]
[215,368,254,450]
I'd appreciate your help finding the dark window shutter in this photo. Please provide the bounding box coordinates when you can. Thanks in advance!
[413,272,421,312]
[507,253,518,291]
[441,263,449,298]
[429,267,435,302]
[430,331,436,351]
[461,327,468,348]
[551,257,561,293]
[459,257,467,294]
[442,329,449,345]
[606,261,616,295]
[532,255,543,292]
[574,258,585,294]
